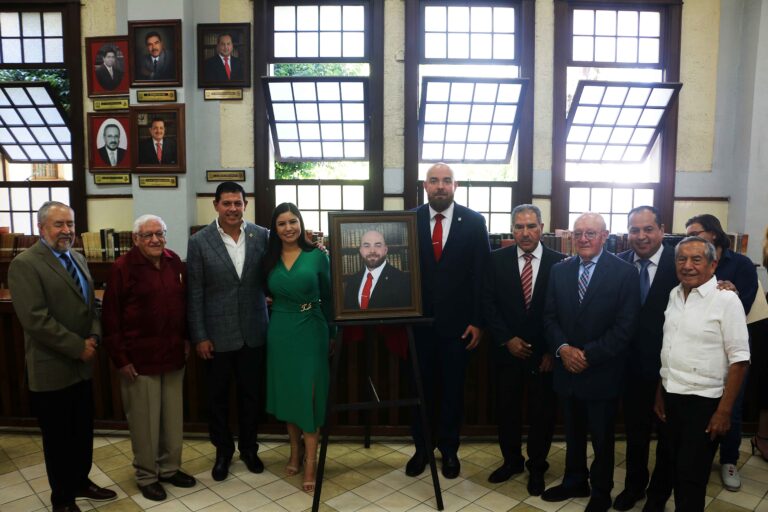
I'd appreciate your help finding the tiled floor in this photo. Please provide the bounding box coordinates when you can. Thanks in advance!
[0,430,766,511]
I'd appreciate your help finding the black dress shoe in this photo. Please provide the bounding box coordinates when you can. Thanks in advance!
[585,495,611,512]
[488,462,525,483]
[138,482,167,502]
[613,488,645,511]
[641,494,669,512]
[53,505,82,512]
[527,471,546,496]
[212,454,232,481]
[406,450,428,477]
[159,470,197,488]
[241,452,264,473]
[541,482,591,502]
[75,482,117,501]
[441,454,461,479]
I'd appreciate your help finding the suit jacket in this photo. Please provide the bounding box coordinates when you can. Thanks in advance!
[186,221,269,352]
[416,203,490,338]
[138,138,177,165]
[203,55,243,82]
[483,244,566,369]
[343,262,411,310]
[97,146,127,167]
[8,241,100,392]
[618,245,679,381]
[138,50,175,80]
[544,251,640,400]
[95,65,123,90]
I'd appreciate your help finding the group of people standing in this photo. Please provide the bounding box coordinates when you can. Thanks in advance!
[8,164,764,512]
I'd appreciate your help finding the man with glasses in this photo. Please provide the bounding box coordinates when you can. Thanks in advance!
[102,214,196,502]
[541,212,640,512]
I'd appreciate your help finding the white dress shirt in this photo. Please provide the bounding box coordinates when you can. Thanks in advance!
[429,202,454,248]
[216,219,246,278]
[660,276,750,398]
[517,242,543,292]
[632,244,663,284]
[356,261,388,306]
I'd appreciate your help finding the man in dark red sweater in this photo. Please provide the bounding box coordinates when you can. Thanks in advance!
[102,214,196,502]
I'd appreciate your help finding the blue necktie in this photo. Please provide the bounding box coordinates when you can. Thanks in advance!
[638,259,651,304]
[60,253,84,300]
[578,261,594,303]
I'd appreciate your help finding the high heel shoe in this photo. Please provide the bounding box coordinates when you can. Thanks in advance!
[303,457,317,494]
[750,435,768,462]
[285,446,305,476]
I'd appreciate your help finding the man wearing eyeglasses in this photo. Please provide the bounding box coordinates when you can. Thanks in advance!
[102,215,196,502]
[541,212,640,512]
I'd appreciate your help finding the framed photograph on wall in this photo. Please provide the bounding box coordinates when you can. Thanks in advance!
[87,113,131,171]
[329,211,422,321]
[128,19,182,87]
[85,36,130,96]
[130,104,186,173]
[197,23,251,89]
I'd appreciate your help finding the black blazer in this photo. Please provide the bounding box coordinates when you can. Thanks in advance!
[483,244,566,368]
[343,263,411,310]
[618,245,679,381]
[203,55,243,82]
[138,138,177,165]
[97,146,126,167]
[544,251,640,400]
[416,203,490,338]
[95,65,124,90]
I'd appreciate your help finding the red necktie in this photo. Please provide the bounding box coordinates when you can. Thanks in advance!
[432,213,444,261]
[521,253,534,310]
[156,142,162,163]
[360,272,373,309]
[224,56,231,79]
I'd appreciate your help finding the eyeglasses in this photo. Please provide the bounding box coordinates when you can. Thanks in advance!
[136,231,166,240]
[573,230,599,240]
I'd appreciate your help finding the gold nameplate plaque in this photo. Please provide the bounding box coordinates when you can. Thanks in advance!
[206,170,245,182]
[93,173,131,185]
[93,97,130,111]
[137,90,177,103]
[138,176,178,188]
[204,89,243,101]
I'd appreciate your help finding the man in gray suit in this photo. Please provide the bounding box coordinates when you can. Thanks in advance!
[8,201,116,512]
[187,182,269,482]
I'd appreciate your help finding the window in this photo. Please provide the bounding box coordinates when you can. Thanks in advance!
[405,0,534,233]
[256,1,383,232]
[551,1,682,232]
[0,11,64,64]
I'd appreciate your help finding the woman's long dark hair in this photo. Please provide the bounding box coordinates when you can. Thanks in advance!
[685,213,730,251]
[261,202,314,282]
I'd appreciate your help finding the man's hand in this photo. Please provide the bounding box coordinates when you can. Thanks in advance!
[560,345,588,373]
[119,363,138,383]
[716,280,739,294]
[196,340,215,360]
[653,384,666,422]
[505,337,532,359]
[706,409,731,440]
[80,337,97,362]
[539,353,554,373]
[462,325,482,350]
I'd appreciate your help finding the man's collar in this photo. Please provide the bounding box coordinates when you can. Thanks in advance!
[216,218,245,234]
[40,237,69,257]
[517,242,543,259]
[579,249,603,265]
[429,202,455,220]
[633,243,664,265]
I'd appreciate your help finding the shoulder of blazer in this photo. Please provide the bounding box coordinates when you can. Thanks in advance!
[541,245,567,265]
[617,249,634,263]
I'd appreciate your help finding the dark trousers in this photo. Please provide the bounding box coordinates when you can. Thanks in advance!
[719,367,748,464]
[621,376,658,493]
[496,364,557,473]
[30,379,94,507]
[207,345,262,457]
[561,395,618,500]
[411,328,472,457]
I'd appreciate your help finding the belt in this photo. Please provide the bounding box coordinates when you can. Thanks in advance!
[271,300,322,313]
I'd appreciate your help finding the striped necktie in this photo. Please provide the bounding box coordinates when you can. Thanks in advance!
[578,261,594,304]
[59,252,84,300]
[521,253,534,310]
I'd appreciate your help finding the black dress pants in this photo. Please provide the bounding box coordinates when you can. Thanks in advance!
[207,345,262,456]
[621,376,659,493]
[30,379,94,507]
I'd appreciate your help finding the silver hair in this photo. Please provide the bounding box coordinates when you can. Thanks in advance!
[37,201,72,224]
[512,204,542,225]
[675,236,717,263]
[132,214,167,234]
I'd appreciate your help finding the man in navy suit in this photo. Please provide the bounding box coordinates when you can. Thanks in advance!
[406,163,490,479]
[483,204,565,495]
[541,212,640,512]
[612,206,678,511]
[203,34,243,83]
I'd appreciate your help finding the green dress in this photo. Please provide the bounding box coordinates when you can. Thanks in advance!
[266,248,335,433]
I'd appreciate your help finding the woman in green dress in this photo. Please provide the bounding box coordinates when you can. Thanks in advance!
[262,202,335,493]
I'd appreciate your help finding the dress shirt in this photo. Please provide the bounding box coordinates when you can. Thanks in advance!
[107,148,118,166]
[104,66,114,78]
[660,276,750,398]
[633,243,663,284]
[517,242,543,292]
[429,202,454,248]
[40,238,90,302]
[216,219,246,278]
[577,248,603,288]
[357,260,388,305]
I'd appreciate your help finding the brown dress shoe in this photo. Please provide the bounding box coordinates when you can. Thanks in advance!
[75,482,117,501]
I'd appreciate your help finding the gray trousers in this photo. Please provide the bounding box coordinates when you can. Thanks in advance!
[121,367,185,486]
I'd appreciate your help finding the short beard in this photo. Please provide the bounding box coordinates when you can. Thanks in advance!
[428,196,452,212]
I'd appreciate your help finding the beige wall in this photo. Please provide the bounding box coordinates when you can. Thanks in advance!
[672,199,729,233]
[86,197,134,231]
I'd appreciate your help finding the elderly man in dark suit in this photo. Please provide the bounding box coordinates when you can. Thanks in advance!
[137,118,177,165]
[8,201,116,512]
[343,229,411,310]
[203,33,243,82]
[187,182,269,482]
[406,162,490,479]
[483,204,565,495]
[612,206,678,511]
[541,212,640,512]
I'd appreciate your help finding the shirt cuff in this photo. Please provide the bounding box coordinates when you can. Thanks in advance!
[556,343,569,358]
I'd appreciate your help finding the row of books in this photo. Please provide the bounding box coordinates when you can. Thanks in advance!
[0,232,39,259]
[340,223,408,249]
[0,230,135,261]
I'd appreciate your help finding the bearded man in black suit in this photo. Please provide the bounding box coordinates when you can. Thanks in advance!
[97,123,126,167]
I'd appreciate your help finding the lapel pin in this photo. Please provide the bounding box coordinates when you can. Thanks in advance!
[248,233,253,238]
[458,217,462,222]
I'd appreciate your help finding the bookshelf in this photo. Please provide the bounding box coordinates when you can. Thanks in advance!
[338,223,409,275]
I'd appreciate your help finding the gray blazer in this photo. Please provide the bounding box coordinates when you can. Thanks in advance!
[8,241,100,392]
[186,221,269,352]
